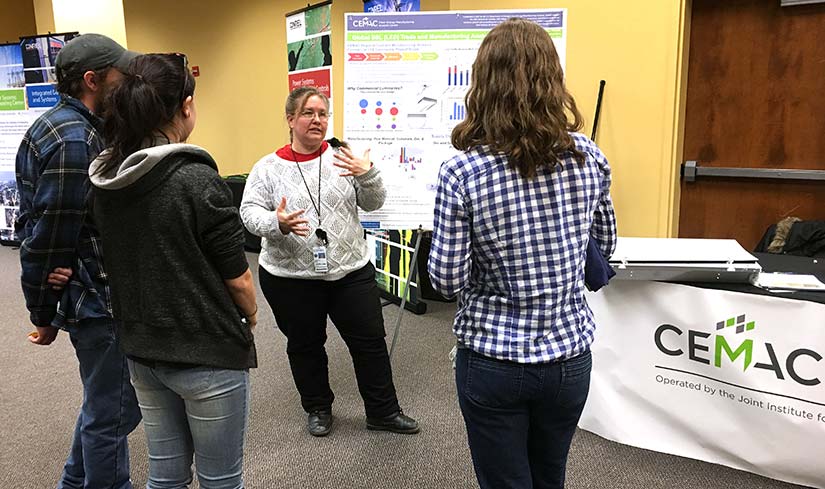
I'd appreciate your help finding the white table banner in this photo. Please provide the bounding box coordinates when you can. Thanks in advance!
[582,281,825,488]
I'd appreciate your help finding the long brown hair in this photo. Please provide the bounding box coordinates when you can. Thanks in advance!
[451,18,585,178]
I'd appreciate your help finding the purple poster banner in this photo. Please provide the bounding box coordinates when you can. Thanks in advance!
[347,10,564,31]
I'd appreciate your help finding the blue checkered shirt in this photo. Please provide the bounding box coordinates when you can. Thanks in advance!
[428,133,617,363]
[15,95,111,329]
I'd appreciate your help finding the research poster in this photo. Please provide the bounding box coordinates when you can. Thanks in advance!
[343,9,567,229]
[286,2,334,138]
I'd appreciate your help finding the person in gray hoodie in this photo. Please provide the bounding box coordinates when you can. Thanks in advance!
[88,53,258,489]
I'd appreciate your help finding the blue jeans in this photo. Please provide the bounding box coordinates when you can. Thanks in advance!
[127,361,250,489]
[60,318,142,489]
[455,348,592,489]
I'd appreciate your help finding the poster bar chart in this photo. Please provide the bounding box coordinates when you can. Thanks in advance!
[448,66,470,87]
[450,102,465,121]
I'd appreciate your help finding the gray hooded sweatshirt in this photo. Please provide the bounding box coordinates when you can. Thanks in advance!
[89,143,256,370]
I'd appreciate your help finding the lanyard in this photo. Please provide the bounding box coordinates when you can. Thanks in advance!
[291,146,328,244]
[291,146,322,219]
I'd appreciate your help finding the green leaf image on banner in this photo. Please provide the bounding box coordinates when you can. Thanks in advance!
[288,34,332,72]
[305,4,331,36]
[0,89,25,111]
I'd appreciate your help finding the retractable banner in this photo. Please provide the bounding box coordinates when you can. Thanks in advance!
[0,43,27,244]
[0,33,77,245]
[286,2,333,139]
[582,281,825,488]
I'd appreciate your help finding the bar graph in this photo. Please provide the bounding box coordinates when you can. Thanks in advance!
[399,147,423,165]
[449,102,465,121]
[447,66,470,87]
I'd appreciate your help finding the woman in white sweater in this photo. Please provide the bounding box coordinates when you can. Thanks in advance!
[240,87,419,437]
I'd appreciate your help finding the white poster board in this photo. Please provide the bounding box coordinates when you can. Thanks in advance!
[343,9,567,229]
[583,281,825,488]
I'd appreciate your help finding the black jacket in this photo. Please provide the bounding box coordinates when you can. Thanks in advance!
[90,144,256,369]
[756,220,825,258]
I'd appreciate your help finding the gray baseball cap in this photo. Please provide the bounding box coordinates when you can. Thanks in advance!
[55,33,140,81]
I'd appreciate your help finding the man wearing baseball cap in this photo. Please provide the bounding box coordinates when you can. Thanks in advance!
[15,33,142,488]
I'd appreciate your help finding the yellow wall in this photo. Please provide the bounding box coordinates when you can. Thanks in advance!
[449,0,689,237]
[52,0,128,46]
[425,0,451,12]
[123,0,333,175]
[32,0,55,34]
[122,0,688,237]
[0,0,37,42]
[123,0,443,177]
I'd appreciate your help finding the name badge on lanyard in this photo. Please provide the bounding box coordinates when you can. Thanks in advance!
[313,244,329,273]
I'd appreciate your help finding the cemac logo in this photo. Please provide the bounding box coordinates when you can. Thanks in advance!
[654,314,823,387]
[352,17,379,28]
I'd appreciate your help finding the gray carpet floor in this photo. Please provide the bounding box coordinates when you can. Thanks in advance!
[0,247,812,488]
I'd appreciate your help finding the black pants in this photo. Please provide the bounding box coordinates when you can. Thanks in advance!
[259,263,400,418]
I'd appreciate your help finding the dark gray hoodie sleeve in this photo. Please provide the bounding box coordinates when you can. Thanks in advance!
[196,173,249,280]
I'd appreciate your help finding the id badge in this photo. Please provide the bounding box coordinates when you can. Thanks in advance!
[313,245,329,273]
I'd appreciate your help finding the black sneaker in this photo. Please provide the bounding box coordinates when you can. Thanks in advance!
[307,409,333,437]
[366,410,420,434]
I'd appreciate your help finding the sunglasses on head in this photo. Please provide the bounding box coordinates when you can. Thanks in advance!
[173,52,189,103]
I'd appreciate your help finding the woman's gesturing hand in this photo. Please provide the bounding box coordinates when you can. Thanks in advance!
[332,147,371,177]
[276,197,309,236]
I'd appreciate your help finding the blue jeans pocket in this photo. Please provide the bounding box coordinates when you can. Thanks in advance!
[556,351,592,409]
[188,366,217,395]
[161,365,216,397]
[464,352,522,408]
[69,319,116,351]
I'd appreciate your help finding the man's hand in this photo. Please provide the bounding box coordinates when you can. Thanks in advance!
[28,325,59,346]
[47,267,72,290]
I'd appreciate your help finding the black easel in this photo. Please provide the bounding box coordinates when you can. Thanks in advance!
[591,80,606,142]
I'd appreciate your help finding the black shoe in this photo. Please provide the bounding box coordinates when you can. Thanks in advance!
[307,409,333,437]
[366,410,420,434]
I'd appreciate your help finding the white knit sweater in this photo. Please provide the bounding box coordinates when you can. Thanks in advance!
[240,143,385,281]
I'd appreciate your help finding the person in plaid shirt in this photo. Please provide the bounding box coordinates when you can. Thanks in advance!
[428,19,617,489]
[15,34,141,488]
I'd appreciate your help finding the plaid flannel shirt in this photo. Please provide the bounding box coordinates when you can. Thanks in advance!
[428,133,617,363]
[15,95,111,329]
